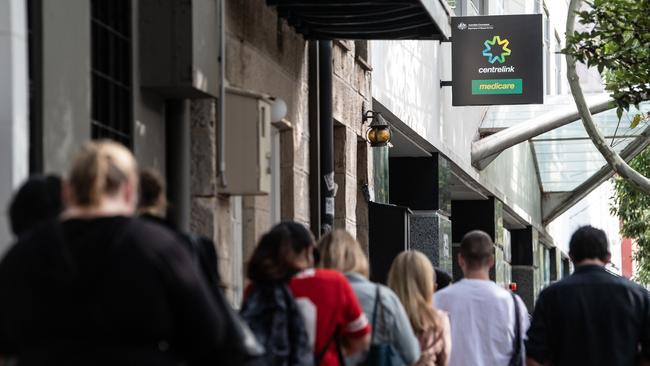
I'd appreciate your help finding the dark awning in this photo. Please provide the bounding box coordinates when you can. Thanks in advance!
[267,0,452,40]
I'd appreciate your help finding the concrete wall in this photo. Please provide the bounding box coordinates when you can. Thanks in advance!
[41,0,91,174]
[132,1,166,174]
[0,0,29,254]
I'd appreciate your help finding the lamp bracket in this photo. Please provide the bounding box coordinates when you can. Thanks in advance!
[362,110,381,125]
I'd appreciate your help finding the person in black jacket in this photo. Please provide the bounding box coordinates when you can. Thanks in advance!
[7,174,63,238]
[0,140,227,366]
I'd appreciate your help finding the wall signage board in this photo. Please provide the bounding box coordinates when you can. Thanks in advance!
[451,14,543,106]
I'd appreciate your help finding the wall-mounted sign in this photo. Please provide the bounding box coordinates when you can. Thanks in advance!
[451,14,543,106]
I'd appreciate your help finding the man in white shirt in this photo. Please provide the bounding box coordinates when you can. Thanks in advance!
[435,230,529,366]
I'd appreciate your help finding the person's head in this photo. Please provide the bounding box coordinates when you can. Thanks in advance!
[317,229,369,278]
[8,175,63,236]
[459,230,495,275]
[138,168,167,217]
[247,221,316,283]
[434,268,453,291]
[65,140,138,216]
[387,251,439,334]
[569,226,611,265]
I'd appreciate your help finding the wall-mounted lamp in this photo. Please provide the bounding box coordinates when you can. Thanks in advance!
[362,110,391,147]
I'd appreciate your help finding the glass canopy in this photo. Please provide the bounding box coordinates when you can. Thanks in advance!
[481,94,650,193]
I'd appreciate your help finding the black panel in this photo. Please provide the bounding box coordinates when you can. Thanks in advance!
[511,227,534,266]
[91,0,133,147]
[389,157,439,210]
[368,202,410,284]
[451,197,497,242]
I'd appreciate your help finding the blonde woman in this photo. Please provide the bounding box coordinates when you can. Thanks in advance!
[0,140,227,365]
[388,251,451,366]
[318,230,420,366]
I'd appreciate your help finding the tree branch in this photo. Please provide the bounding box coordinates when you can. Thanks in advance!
[566,0,650,194]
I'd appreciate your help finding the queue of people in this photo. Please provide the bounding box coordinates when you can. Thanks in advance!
[0,139,648,366]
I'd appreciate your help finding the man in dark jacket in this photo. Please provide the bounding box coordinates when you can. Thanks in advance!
[526,226,650,366]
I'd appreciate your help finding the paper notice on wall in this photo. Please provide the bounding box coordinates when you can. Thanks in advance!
[443,234,450,259]
[325,197,335,216]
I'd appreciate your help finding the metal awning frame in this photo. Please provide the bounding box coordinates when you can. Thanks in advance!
[541,122,650,224]
[471,95,613,170]
[267,0,452,40]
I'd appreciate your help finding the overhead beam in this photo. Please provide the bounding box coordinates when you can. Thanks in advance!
[471,95,613,170]
[542,122,650,225]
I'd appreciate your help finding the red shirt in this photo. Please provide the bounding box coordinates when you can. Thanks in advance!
[289,269,370,366]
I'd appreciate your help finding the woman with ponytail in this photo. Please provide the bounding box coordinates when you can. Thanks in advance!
[0,140,227,365]
[388,251,451,366]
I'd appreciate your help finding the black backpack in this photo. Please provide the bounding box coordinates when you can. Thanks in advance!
[240,283,313,366]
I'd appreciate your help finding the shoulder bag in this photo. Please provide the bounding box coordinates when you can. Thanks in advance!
[363,286,398,366]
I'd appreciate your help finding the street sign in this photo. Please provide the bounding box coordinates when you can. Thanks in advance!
[451,14,543,106]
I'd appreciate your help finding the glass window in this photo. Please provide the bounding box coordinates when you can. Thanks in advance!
[91,0,133,147]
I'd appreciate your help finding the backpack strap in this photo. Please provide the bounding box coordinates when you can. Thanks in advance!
[508,292,522,366]
[370,285,381,342]
[314,325,339,366]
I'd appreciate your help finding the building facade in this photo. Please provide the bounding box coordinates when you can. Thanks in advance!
[1,0,643,309]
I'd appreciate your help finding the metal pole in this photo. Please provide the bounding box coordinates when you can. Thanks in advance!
[308,41,321,237]
[217,0,227,187]
[319,41,334,235]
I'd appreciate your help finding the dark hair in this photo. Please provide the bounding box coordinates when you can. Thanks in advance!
[138,168,167,213]
[435,268,452,290]
[8,175,63,236]
[247,222,315,282]
[460,230,494,270]
[569,226,609,263]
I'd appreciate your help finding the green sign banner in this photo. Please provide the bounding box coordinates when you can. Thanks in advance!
[452,15,543,106]
[471,79,523,95]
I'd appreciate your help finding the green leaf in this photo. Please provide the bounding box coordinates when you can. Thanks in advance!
[631,114,642,129]
[617,107,623,120]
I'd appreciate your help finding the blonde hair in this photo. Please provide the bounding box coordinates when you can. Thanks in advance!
[68,140,138,207]
[317,230,369,278]
[387,251,440,334]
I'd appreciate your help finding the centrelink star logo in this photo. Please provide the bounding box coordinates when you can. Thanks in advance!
[482,36,511,64]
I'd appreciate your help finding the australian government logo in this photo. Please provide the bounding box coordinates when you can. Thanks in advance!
[457,22,467,30]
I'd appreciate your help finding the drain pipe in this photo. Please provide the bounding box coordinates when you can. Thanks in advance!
[217,0,227,187]
[319,41,334,234]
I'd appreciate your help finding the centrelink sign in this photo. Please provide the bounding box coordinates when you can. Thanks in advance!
[451,15,543,106]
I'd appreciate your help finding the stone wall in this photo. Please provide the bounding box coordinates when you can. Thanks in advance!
[186,1,374,301]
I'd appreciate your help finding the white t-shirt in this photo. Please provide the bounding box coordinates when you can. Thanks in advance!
[434,279,530,366]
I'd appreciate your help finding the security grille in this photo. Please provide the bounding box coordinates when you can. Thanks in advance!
[91,0,132,146]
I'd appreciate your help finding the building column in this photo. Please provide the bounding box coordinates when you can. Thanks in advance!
[511,226,539,313]
[390,154,453,273]
[451,197,508,284]
[0,0,29,255]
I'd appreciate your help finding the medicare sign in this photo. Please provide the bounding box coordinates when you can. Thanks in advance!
[451,15,543,106]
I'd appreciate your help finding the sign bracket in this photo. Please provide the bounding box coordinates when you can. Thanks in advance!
[440,80,453,88]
